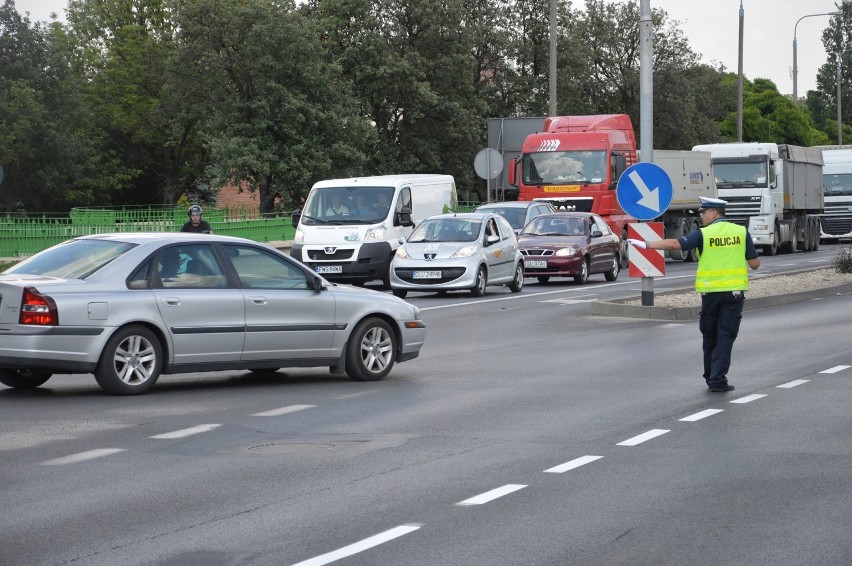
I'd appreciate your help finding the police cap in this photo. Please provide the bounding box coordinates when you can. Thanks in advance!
[697,196,727,212]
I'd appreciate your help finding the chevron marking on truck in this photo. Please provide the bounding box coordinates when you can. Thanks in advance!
[538,139,561,151]
[627,222,665,278]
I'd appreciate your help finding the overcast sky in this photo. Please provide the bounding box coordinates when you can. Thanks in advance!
[13,0,840,96]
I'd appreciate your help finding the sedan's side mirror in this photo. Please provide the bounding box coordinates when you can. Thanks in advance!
[312,276,326,292]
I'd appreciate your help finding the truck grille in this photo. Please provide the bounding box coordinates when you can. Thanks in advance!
[820,200,852,235]
[721,195,762,220]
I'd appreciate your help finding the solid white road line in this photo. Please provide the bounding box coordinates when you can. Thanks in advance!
[617,429,670,446]
[820,365,851,374]
[290,524,422,566]
[456,484,527,506]
[777,379,810,388]
[679,409,724,422]
[42,448,125,466]
[730,394,767,404]
[544,455,603,474]
[252,405,316,417]
[149,424,221,439]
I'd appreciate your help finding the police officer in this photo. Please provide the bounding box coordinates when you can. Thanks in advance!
[628,196,760,392]
[180,204,213,234]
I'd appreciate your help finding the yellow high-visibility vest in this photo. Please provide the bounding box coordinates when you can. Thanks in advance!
[695,222,749,292]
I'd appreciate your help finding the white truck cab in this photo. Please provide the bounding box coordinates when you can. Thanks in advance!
[291,174,457,286]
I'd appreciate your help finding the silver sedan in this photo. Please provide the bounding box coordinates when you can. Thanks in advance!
[390,212,524,298]
[0,233,425,395]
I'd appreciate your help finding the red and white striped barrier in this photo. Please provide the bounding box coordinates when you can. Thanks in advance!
[628,222,665,278]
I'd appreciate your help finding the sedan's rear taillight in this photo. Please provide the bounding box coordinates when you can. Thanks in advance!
[20,287,59,326]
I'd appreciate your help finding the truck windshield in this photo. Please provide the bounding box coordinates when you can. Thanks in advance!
[301,187,395,224]
[824,173,852,197]
[712,161,767,188]
[521,151,606,185]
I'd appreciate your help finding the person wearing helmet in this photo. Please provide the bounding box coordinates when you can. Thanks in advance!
[180,204,213,233]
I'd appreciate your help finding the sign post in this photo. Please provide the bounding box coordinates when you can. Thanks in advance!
[616,162,674,306]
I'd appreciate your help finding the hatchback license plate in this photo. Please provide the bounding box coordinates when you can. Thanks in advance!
[412,270,442,279]
[316,265,343,274]
[526,260,547,269]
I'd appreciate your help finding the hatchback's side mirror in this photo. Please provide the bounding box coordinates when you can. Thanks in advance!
[486,234,500,245]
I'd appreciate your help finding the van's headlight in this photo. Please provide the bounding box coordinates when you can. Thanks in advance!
[555,247,577,257]
[365,225,387,240]
[294,228,304,243]
[395,246,410,259]
[450,245,478,258]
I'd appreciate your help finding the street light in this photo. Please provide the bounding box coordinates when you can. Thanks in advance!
[793,11,840,103]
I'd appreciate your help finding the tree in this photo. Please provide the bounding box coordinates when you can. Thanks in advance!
[173,0,374,211]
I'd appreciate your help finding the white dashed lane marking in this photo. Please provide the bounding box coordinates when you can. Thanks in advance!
[41,448,125,466]
[544,455,603,474]
[456,484,527,506]
[820,365,851,374]
[777,379,809,388]
[730,394,767,404]
[290,524,422,566]
[617,429,670,446]
[252,405,316,417]
[679,409,724,422]
[149,424,221,439]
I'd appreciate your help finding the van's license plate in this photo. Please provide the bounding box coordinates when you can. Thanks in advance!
[525,260,547,269]
[316,265,343,274]
[412,270,442,279]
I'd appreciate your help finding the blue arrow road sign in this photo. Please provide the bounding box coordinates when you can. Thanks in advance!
[616,162,673,221]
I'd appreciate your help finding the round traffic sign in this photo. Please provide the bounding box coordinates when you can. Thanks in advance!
[473,148,503,180]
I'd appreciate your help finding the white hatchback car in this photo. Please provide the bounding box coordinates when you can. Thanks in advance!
[390,212,524,298]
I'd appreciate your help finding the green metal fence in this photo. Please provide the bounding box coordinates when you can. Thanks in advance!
[1,206,294,258]
[1,202,485,258]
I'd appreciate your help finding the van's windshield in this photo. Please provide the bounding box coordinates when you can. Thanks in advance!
[301,187,395,225]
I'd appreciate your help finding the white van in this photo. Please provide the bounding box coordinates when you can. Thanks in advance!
[291,174,457,286]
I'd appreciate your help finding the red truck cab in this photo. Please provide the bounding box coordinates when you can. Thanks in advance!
[508,114,638,266]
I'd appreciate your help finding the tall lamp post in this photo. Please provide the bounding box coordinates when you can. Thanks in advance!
[793,11,840,103]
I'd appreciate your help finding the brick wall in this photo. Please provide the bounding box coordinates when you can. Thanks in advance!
[216,181,260,212]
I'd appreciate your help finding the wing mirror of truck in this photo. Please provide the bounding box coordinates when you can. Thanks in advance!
[611,154,627,189]
[508,158,517,186]
[291,209,302,226]
[396,208,414,227]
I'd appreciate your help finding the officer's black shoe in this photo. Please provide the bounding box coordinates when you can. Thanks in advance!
[708,384,735,392]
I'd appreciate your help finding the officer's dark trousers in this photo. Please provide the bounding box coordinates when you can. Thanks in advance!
[699,291,745,387]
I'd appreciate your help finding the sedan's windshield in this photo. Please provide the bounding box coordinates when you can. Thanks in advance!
[407,218,482,242]
[522,216,586,237]
[5,239,136,278]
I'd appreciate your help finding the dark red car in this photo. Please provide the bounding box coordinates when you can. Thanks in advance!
[517,212,621,284]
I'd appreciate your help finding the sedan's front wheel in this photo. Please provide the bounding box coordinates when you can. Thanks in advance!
[574,257,590,285]
[0,368,52,390]
[346,317,397,381]
[95,325,162,395]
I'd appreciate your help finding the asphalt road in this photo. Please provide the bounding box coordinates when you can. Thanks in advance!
[1,244,851,566]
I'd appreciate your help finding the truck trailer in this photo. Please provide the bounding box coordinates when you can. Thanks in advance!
[692,142,824,255]
[506,114,715,265]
